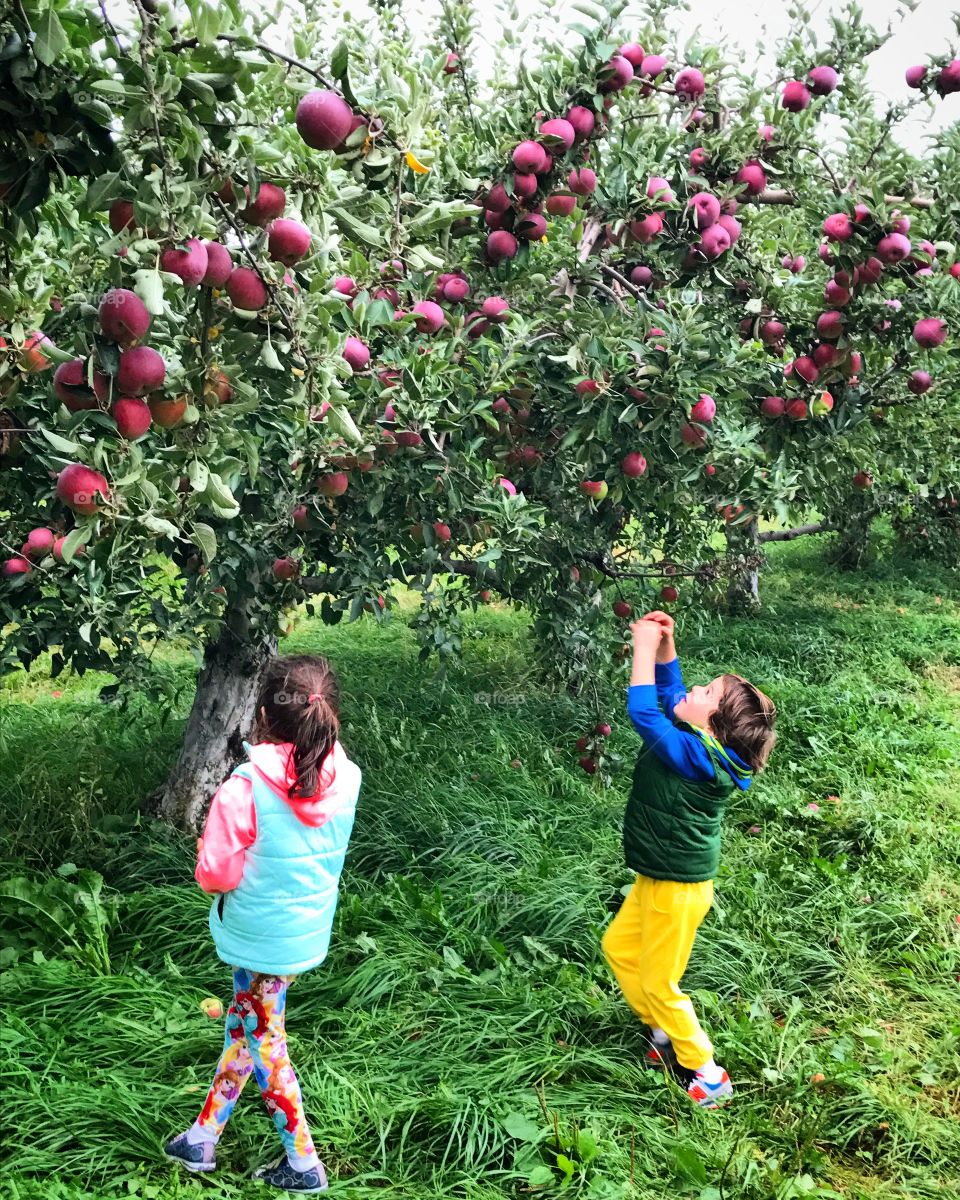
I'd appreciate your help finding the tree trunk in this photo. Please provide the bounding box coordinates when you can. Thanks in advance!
[726,522,761,611]
[832,513,873,570]
[154,608,277,830]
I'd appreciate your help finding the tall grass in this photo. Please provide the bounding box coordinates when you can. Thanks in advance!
[1,537,958,1200]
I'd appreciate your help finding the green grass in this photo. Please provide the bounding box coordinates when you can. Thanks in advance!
[1,537,959,1200]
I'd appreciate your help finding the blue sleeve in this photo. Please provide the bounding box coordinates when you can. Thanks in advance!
[626,684,716,782]
[655,657,686,723]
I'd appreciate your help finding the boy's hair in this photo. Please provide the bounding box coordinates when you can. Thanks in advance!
[253,655,341,800]
[713,674,777,773]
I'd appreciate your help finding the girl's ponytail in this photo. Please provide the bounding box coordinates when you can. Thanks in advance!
[254,655,342,799]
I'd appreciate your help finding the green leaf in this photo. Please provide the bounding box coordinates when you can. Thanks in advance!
[84,172,122,215]
[33,4,69,66]
[191,522,217,564]
[187,460,209,492]
[59,527,88,565]
[330,207,385,247]
[327,404,363,445]
[502,1112,541,1142]
[261,340,282,370]
[330,39,360,108]
[90,78,130,97]
[141,515,180,540]
[133,269,166,316]
[180,75,217,106]
[39,427,81,454]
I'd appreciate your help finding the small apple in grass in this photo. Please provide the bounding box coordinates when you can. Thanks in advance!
[575,736,590,752]
[199,996,223,1019]
[595,722,612,737]
[579,756,597,775]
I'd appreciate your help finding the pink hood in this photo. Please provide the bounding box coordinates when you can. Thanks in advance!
[245,739,352,827]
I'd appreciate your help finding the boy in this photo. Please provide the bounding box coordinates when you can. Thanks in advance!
[602,611,777,1108]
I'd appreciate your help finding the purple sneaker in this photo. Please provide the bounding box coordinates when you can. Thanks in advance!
[163,1131,217,1173]
[253,1154,328,1193]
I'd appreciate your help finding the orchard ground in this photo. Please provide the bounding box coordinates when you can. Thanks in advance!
[1,535,959,1200]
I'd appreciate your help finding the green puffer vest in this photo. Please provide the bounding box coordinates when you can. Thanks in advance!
[623,736,736,883]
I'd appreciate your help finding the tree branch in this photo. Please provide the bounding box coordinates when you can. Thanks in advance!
[209,192,298,343]
[797,145,843,194]
[599,263,656,311]
[299,557,518,599]
[758,521,834,542]
[754,188,933,210]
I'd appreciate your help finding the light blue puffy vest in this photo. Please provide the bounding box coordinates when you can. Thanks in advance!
[209,746,361,975]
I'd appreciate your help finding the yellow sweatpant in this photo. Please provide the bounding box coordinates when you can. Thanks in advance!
[601,874,714,1070]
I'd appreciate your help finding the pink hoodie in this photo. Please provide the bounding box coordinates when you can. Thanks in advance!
[195,740,353,894]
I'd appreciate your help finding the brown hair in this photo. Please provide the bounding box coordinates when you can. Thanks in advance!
[712,674,778,773]
[252,655,341,800]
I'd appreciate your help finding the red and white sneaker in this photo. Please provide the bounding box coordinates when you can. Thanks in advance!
[644,1041,675,1071]
[687,1069,733,1109]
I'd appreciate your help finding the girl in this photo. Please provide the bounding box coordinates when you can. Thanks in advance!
[165,654,362,1193]
[602,612,776,1108]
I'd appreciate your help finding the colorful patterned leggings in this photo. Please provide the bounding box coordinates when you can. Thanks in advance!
[195,967,315,1160]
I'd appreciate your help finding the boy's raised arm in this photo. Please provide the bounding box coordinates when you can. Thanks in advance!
[626,618,714,782]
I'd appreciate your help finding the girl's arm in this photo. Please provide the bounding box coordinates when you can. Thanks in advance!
[195,773,257,894]
[626,619,715,781]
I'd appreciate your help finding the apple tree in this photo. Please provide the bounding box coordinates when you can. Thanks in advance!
[1,0,957,825]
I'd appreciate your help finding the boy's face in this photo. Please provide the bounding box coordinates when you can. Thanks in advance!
[674,675,725,729]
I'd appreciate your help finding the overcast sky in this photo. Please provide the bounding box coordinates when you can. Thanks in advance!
[265,0,958,154]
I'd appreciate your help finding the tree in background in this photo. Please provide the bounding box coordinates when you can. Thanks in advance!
[1,0,957,825]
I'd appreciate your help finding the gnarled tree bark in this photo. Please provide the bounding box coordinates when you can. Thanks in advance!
[725,522,762,611]
[154,602,276,830]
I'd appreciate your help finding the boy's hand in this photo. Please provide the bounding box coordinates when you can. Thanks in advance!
[642,610,675,634]
[643,610,677,663]
[629,619,661,686]
[630,618,663,644]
